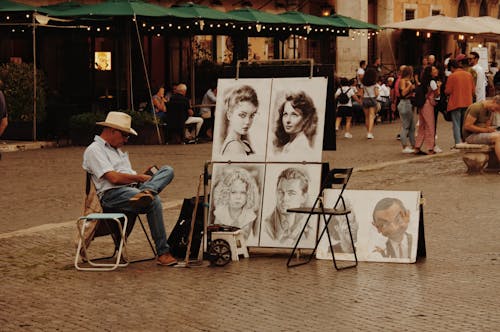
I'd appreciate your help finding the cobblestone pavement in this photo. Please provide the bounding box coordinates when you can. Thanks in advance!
[1,120,499,331]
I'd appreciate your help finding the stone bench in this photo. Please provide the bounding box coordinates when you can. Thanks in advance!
[455,143,499,173]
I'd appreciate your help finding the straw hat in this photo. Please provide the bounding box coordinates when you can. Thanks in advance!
[96,111,138,136]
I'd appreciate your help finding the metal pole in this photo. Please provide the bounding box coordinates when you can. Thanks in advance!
[32,14,37,141]
[133,15,162,144]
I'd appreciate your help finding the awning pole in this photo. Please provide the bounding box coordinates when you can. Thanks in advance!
[133,14,162,144]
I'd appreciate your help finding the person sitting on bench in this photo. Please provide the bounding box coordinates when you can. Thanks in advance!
[462,95,500,166]
[82,111,177,266]
[166,83,203,143]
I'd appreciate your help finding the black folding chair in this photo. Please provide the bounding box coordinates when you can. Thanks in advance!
[286,168,358,270]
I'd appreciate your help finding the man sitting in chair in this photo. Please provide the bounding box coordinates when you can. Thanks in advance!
[166,83,203,144]
[82,111,177,266]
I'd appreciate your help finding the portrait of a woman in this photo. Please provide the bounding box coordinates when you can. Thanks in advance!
[273,91,318,156]
[219,85,259,157]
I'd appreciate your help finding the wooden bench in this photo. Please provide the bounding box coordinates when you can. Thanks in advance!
[455,143,499,173]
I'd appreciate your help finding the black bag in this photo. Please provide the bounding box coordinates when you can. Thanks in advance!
[336,88,351,105]
[411,85,426,108]
[436,97,451,122]
[167,196,205,259]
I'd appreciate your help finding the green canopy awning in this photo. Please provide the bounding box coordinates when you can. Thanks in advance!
[278,11,340,27]
[168,3,232,20]
[44,0,173,17]
[324,14,382,30]
[228,7,285,24]
[37,1,84,16]
[0,0,36,12]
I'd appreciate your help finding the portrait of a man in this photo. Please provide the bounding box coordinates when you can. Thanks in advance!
[371,197,412,259]
[259,164,321,248]
[316,190,420,263]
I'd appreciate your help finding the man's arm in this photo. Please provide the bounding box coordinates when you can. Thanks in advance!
[103,171,151,185]
[0,116,7,137]
[463,114,495,134]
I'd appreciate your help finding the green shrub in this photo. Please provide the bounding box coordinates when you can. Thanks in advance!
[69,110,156,133]
[0,62,47,122]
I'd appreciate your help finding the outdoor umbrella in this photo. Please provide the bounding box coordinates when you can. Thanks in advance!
[382,15,478,34]
[455,16,500,38]
[168,2,232,21]
[0,0,35,11]
[227,7,285,24]
[278,11,341,27]
[43,0,173,17]
[325,14,381,30]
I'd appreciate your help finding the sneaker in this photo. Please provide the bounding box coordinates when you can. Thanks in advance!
[396,134,400,140]
[344,132,352,139]
[367,133,374,139]
[129,190,154,209]
[402,147,415,154]
[433,145,443,153]
[157,253,177,266]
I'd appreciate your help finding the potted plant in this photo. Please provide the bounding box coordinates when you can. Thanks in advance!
[69,109,162,146]
[0,62,47,140]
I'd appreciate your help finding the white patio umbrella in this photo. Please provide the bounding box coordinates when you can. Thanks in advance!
[382,15,487,34]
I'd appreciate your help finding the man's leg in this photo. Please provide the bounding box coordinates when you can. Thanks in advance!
[185,116,204,136]
[492,133,500,161]
[138,165,174,195]
[450,109,463,145]
[101,186,172,258]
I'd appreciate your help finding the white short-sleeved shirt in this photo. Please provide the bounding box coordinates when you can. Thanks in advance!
[82,135,137,197]
[335,86,356,107]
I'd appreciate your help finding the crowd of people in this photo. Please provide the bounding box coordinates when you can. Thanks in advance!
[334,53,500,158]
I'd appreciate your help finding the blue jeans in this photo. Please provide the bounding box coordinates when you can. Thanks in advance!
[398,99,415,147]
[101,165,174,256]
[450,107,466,144]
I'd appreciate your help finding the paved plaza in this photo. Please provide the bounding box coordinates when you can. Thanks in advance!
[0,120,499,331]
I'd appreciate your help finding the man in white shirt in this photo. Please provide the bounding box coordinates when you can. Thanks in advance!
[469,51,487,102]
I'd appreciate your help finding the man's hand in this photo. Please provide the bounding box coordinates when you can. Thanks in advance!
[137,174,152,183]
[188,108,194,117]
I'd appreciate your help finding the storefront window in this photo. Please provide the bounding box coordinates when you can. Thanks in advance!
[248,37,274,60]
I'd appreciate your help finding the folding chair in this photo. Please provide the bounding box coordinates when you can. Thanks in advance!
[74,173,157,271]
[286,168,358,270]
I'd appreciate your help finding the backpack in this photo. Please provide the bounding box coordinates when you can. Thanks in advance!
[336,87,351,105]
[411,85,426,108]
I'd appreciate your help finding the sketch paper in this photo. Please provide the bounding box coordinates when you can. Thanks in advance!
[209,163,265,247]
[266,77,327,162]
[259,163,322,248]
[211,78,272,162]
[316,190,421,263]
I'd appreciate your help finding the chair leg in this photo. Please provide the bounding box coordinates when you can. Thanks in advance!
[286,213,316,268]
[329,214,357,271]
[127,215,157,263]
